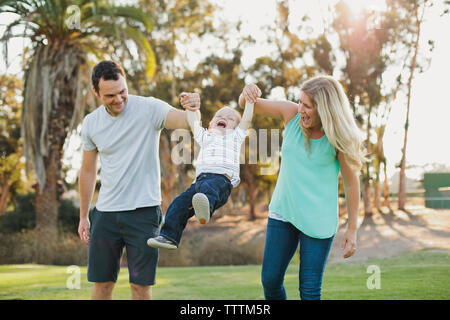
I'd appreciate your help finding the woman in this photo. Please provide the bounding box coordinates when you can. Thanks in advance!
[239,76,366,300]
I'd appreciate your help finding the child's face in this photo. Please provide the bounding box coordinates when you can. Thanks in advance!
[209,107,240,133]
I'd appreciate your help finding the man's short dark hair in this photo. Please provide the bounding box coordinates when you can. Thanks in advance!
[92,61,126,93]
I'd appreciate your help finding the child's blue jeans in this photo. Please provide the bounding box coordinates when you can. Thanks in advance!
[261,217,334,300]
[160,173,233,246]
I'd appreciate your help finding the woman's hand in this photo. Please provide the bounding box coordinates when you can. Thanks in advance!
[180,92,200,111]
[341,227,357,258]
[241,84,261,104]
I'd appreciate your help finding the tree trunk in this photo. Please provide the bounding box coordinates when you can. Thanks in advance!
[35,147,60,233]
[363,107,373,217]
[398,0,422,210]
[242,164,257,220]
[373,180,381,212]
[382,162,391,210]
[0,175,9,214]
[160,131,178,213]
[373,126,385,212]
[362,177,372,217]
[33,143,64,264]
[248,185,257,221]
[398,114,410,209]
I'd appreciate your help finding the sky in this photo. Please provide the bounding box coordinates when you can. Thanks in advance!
[1,0,449,182]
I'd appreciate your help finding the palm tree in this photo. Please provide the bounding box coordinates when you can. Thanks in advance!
[0,0,156,235]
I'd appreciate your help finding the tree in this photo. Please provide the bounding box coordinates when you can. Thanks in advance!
[0,0,156,235]
[332,1,391,217]
[395,0,432,210]
[180,48,257,217]
[242,1,328,218]
[248,0,319,98]
[130,0,217,211]
[0,74,24,213]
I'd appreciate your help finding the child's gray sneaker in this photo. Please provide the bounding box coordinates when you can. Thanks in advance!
[192,193,210,224]
[147,235,177,250]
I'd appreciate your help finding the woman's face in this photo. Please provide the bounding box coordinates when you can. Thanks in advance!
[298,91,321,131]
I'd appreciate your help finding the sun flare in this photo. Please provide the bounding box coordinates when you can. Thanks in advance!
[339,0,386,15]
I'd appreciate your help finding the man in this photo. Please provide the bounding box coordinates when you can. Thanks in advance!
[77,60,198,300]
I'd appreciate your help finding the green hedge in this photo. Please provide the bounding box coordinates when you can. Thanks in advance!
[0,193,79,234]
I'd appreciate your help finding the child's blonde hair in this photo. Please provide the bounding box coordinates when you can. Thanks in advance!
[206,106,242,130]
[300,75,367,171]
[220,106,242,122]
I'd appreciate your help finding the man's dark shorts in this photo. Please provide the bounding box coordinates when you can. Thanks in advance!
[88,206,162,286]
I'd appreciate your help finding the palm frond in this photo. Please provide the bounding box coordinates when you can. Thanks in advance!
[22,43,94,190]
[21,44,46,187]
[123,25,156,78]
[0,0,33,16]
[110,5,154,33]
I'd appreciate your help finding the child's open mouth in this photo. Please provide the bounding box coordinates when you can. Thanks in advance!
[217,120,227,128]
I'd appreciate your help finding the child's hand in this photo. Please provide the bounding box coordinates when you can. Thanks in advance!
[242,84,261,104]
[180,92,200,111]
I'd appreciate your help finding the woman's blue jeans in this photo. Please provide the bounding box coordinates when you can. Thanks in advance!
[261,218,334,300]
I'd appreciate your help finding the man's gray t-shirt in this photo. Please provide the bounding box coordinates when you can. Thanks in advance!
[81,94,173,212]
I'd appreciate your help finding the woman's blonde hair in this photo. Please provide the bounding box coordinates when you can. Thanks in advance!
[300,75,367,171]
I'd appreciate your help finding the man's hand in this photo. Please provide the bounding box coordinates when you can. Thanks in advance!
[78,217,91,245]
[180,92,200,111]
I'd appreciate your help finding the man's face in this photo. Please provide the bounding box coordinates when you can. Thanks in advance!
[93,74,128,116]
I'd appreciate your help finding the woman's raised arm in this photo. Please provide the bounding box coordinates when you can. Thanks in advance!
[239,84,298,125]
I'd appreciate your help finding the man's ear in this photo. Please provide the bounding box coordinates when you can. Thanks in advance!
[92,87,100,99]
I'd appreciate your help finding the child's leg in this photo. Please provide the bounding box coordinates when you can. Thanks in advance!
[159,184,196,246]
[192,193,210,224]
[194,173,232,217]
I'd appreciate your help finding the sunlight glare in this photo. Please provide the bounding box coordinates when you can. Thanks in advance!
[340,0,386,16]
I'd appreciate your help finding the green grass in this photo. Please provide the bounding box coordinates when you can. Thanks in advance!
[0,248,448,300]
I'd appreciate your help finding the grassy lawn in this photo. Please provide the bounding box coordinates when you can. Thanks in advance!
[0,248,448,300]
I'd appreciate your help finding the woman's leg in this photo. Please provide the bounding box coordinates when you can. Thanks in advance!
[298,230,334,300]
[261,218,300,300]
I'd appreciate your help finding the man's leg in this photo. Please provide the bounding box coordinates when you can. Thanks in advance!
[130,283,152,300]
[122,207,161,298]
[92,281,115,300]
[88,209,124,299]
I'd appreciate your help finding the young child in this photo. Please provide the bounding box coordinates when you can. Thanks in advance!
[147,92,254,249]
